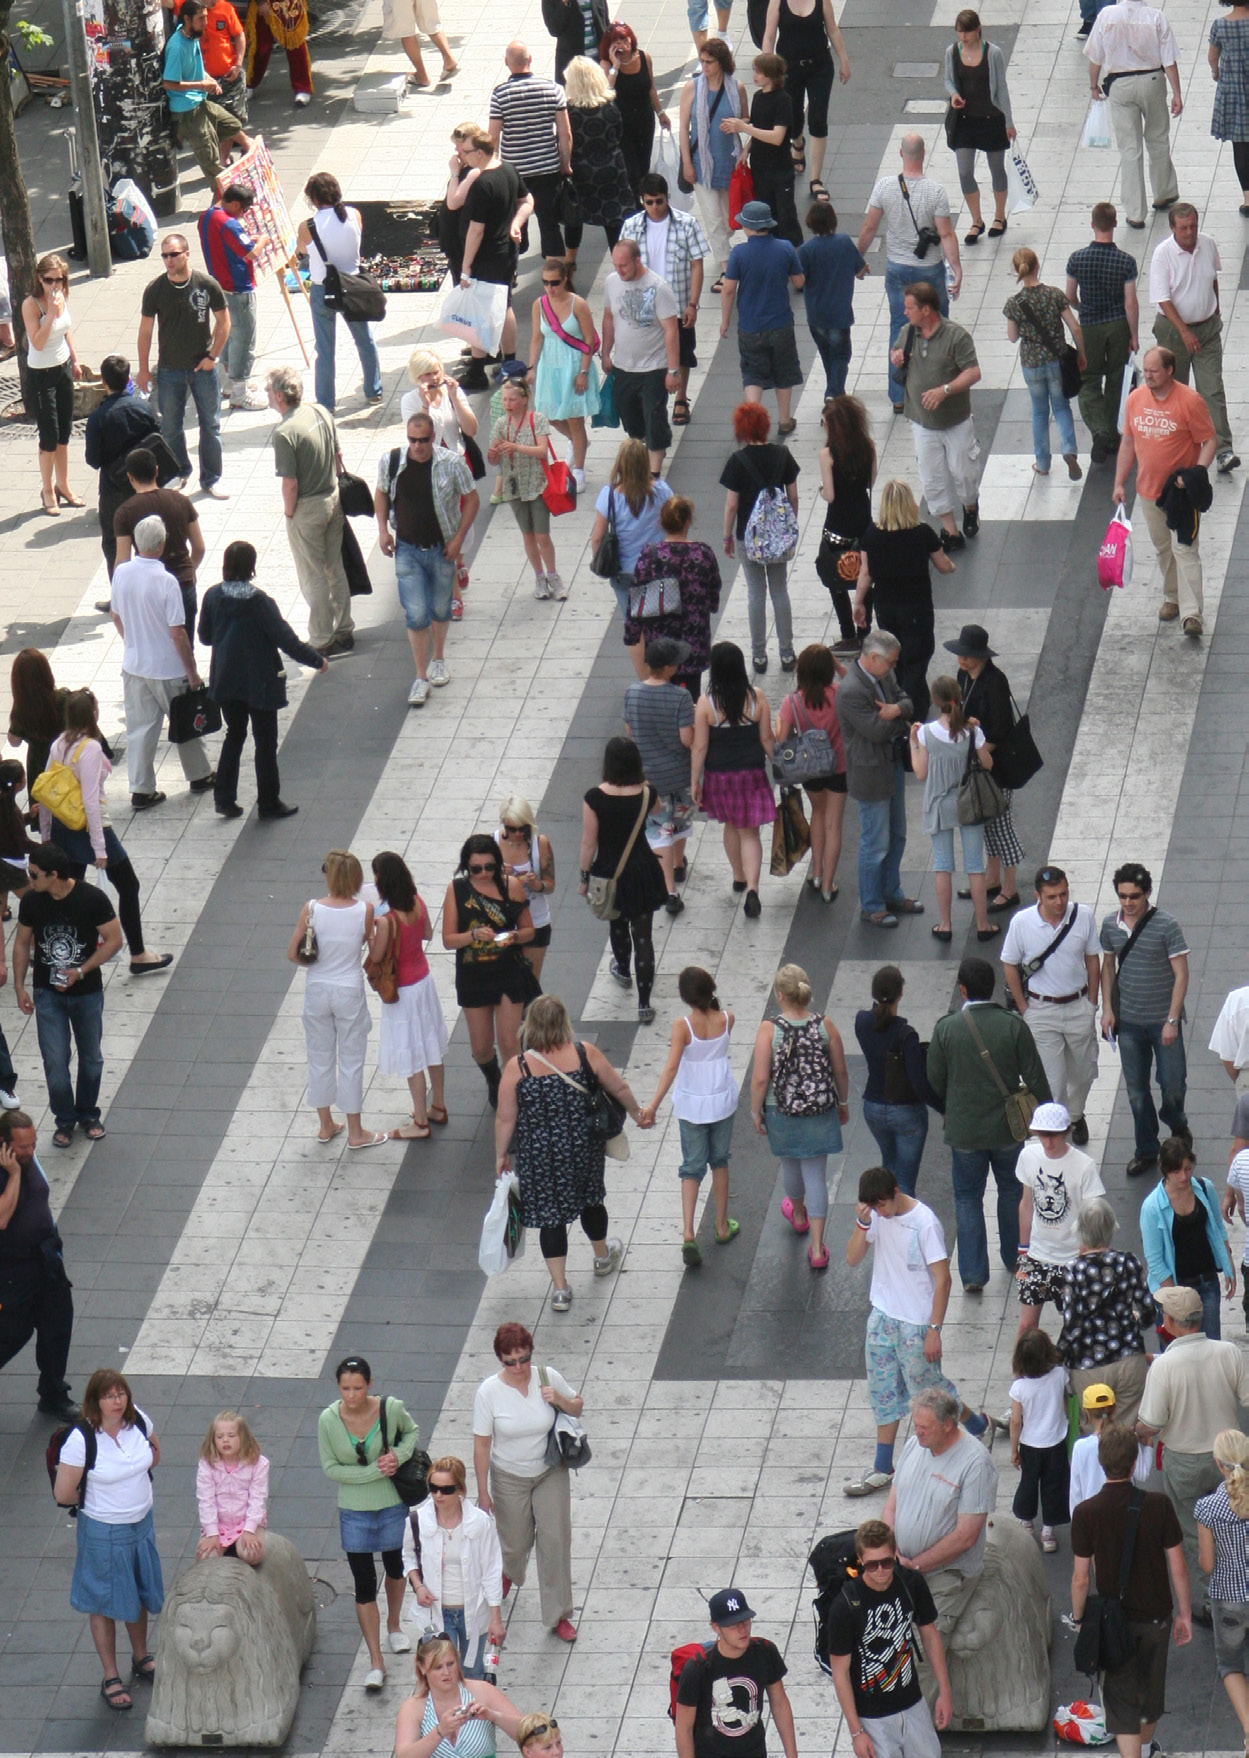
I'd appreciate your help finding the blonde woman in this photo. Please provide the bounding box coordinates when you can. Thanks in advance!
[516,1715,563,1758]
[590,437,674,636]
[1198,1428,1249,1736]
[401,1457,504,1677]
[23,253,82,515]
[393,1631,522,1758]
[400,348,478,457]
[494,795,554,981]
[487,377,564,601]
[856,478,955,724]
[563,57,636,260]
[750,963,850,1270]
[1003,247,1085,479]
[529,258,599,490]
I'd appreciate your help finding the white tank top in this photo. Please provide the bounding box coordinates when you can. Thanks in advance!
[306,899,367,988]
[27,300,72,369]
[671,1017,739,1123]
[307,207,362,283]
[493,827,550,929]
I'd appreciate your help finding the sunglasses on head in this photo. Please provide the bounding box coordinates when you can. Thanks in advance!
[1036,868,1064,886]
[524,1723,559,1743]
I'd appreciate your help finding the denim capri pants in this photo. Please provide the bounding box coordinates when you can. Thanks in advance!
[678,1115,734,1178]
[1213,1600,1249,1677]
[395,539,455,630]
[71,1509,165,1621]
[930,822,985,875]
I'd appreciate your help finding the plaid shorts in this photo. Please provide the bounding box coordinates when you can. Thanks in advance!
[1016,1255,1069,1308]
[865,1307,959,1425]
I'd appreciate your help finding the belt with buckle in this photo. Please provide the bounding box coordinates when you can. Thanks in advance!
[1026,986,1088,1005]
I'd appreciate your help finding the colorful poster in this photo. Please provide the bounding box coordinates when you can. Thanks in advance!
[221,136,297,280]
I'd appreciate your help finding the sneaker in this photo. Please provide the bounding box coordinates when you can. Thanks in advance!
[608,958,632,988]
[1126,1153,1158,1178]
[450,595,464,621]
[1041,1527,1058,1553]
[545,569,568,600]
[551,1286,572,1311]
[1218,449,1241,474]
[131,791,166,811]
[230,386,268,410]
[638,1003,656,1024]
[427,658,450,686]
[1076,18,1092,32]
[664,893,684,915]
[779,650,797,672]
[408,677,431,706]
[572,467,585,492]
[455,362,489,392]
[202,480,231,499]
[593,1237,623,1276]
[1183,616,1204,637]
[189,773,216,794]
[831,635,862,656]
[1017,1518,1034,1532]
[364,1668,385,1691]
[0,1086,19,1108]
[673,862,688,883]
[533,572,551,599]
[843,1469,893,1497]
[1071,1115,1089,1146]
[294,89,312,105]
[752,652,768,673]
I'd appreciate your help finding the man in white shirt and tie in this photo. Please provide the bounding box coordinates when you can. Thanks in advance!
[1085,0,1181,228]
[1149,202,1239,475]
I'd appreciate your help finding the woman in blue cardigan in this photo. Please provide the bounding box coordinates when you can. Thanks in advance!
[1140,1136,1235,1339]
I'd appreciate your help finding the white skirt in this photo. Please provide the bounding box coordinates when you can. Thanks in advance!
[377,972,449,1077]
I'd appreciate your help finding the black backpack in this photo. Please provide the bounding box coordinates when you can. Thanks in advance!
[47,1411,150,1515]
[808,1532,916,1676]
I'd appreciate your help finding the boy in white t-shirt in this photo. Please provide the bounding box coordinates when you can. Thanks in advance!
[1015,1100,1104,1336]
[1068,1381,1152,1517]
[843,1164,1002,1499]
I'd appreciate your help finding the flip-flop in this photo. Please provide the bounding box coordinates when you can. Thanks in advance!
[932,925,953,941]
[84,1122,107,1141]
[781,1196,810,1235]
[317,1123,346,1143]
[347,1131,389,1150]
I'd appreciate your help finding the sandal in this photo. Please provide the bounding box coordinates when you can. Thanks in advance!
[131,1654,156,1681]
[101,1677,132,1710]
[426,1105,449,1125]
[715,1218,740,1244]
[52,1127,74,1149]
[85,1122,107,1141]
[790,134,805,174]
[808,1244,830,1270]
[808,179,831,204]
[347,1131,389,1150]
[781,1195,810,1235]
[672,397,691,426]
[964,221,986,245]
[987,891,1021,913]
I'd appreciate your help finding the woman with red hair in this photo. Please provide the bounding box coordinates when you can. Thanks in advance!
[719,401,799,675]
[600,23,670,197]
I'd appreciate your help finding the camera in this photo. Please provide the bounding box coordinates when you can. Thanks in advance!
[912,225,941,259]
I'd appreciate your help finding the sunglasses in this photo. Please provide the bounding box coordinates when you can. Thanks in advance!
[861,1557,896,1573]
[40,275,67,285]
[409,435,434,444]
[429,1482,459,1495]
[501,1352,532,1366]
[1117,889,1144,901]
[642,196,667,206]
[469,861,496,874]
[353,1439,370,1465]
[542,277,564,286]
[161,249,188,259]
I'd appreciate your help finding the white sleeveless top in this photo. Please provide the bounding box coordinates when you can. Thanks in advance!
[27,300,72,369]
[493,827,551,929]
[671,1017,739,1123]
[307,207,363,283]
[306,899,367,989]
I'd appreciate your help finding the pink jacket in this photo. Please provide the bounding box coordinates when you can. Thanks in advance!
[39,733,111,864]
[196,1455,270,1546]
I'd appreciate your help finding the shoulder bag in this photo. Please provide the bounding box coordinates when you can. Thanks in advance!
[989,686,1044,791]
[30,737,89,831]
[943,45,962,148]
[894,324,916,385]
[537,1366,593,1469]
[955,731,1007,826]
[1073,1488,1143,1677]
[773,691,834,785]
[541,292,599,356]
[527,1047,629,1161]
[451,393,487,480]
[307,217,387,323]
[1109,905,1158,1022]
[585,790,649,920]
[628,570,682,620]
[590,489,620,578]
[378,1395,432,1507]
[961,1006,1038,1141]
[529,415,576,516]
[1016,288,1082,400]
[363,911,400,1002]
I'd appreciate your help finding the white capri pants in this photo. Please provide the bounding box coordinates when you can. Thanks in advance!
[911,415,982,517]
[303,980,371,1113]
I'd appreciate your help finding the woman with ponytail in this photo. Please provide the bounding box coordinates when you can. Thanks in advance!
[908,674,997,944]
[853,965,939,1195]
[1198,1428,1249,1737]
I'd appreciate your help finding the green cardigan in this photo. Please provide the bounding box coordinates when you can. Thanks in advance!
[926,1002,1052,1149]
[318,1396,420,1511]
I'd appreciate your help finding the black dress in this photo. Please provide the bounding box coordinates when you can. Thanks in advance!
[569,104,636,240]
[586,786,669,916]
[613,59,656,201]
[513,1050,607,1227]
[860,523,942,722]
[453,876,542,1009]
[817,455,874,640]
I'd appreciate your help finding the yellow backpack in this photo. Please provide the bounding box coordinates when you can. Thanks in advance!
[30,738,89,831]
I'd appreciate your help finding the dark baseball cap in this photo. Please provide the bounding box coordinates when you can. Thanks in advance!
[709,1587,755,1626]
[645,636,692,669]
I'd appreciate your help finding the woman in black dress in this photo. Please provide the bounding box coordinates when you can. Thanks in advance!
[442,834,540,1108]
[855,479,955,724]
[944,10,1016,242]
[600,23,670,202]
[817,394,876,654]
[942,622,1024,913]
[579,737,669,1024]
[563,57,637,259]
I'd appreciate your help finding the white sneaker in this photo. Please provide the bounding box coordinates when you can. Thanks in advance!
[387,1629,411,1653]
[203,480,231,499]
[427,657,450,686]
[231,385,268,410]
[545,569,568,600]
[593,1237,623,1277]
[364,1667,385,1691]
[0,1086,19,1109]
[408,677,431,706]
[533,572,551,599]
[572,467,585,492]
[294,90,312,105]
[843,1469,893,1497]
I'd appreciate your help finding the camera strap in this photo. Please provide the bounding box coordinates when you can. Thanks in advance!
[897,174,927,245]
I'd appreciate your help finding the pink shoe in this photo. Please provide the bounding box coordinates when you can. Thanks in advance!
[781,1196,810,1234]
[808,1245,830,1270]
[554,1618,578,1642]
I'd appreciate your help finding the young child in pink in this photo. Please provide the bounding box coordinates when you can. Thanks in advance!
[196,1411,270,1564]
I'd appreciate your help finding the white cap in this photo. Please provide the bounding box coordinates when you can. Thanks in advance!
[1030,1102,1071,1132]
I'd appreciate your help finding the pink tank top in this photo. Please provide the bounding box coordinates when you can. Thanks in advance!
[395,910,431,987]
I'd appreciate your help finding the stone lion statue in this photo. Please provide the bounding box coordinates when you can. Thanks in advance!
[924,1516,1053,1732]
[146,1533,316,1747]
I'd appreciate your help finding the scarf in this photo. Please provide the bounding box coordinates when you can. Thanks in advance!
[220,578,259,599]
[692,73,743,187]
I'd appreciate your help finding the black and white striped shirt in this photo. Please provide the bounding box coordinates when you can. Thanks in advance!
[489,73,566,178]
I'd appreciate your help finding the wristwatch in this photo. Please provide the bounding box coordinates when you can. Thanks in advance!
[1166,1016,1178,1025]
[927,1323,942,1332]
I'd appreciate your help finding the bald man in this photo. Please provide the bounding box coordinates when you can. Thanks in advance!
[489,41,573,259]
[858,135,960,412]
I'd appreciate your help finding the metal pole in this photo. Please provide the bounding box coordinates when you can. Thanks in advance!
[59,0,111,278]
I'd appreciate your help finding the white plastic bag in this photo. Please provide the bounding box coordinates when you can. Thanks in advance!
[1117,353,1140,433]
[478,1172,525,1276]
[652,128,694,212]
[1004,146,1037,213]
[1081,97,1111,148]
[438,274,509,355]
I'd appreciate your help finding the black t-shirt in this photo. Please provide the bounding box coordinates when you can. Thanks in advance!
[675,1637,786,1758]
[464,165,528,283]
[140,269,227,371]
[825,1568,936,1720]
[861,523,941,626]
[719,444,800,539]
[750,88,794,179]
[19,880,117,994]
[0,1157,57,1259]
[393,457,444,548]
[1172,1201,1217,1282]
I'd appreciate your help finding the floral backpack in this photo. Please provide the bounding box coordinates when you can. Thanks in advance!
[771,1016,837,1116]
[741,452,799,564]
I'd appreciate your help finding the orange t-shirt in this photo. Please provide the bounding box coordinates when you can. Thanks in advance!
[1125,380,1216,500]
[201,0,244,76]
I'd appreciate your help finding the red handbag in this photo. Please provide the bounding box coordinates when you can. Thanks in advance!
[728,161,754,231]
[537,426,577,516]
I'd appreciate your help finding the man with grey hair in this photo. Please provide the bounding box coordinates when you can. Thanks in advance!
[266,366,354,656]
[835,630,922,929]
[1148,201,1238,475]
[110,514,213,810]
[881,1387,999,1632]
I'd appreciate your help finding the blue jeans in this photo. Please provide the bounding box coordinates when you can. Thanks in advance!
[949,1143,1022,1288]
[810,323,852,400]
[439,1605,486,1678]
[885,260,947,404]
[1022,359,1078,470]
[856,764,907,917]
[862,1100,928,1196]
[156,364,222,487]
[394,541,454,630]
[224,289,257,384]
[1117,1020,1189,1159]
[310,281,382,412]
[33,987,105,1132]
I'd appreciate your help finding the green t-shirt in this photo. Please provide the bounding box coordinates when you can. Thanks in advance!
[900,317,978,430]
[272,402,337,499]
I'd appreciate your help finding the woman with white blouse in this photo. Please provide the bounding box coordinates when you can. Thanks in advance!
[296,172,383,413]
[402,1455,505,1675]
[472,1322,582,1642]
[53,1369,163,1712]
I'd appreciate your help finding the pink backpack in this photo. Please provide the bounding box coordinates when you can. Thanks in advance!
[1097,505,1133,589]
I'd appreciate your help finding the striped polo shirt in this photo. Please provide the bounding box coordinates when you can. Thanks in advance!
[489,73,565,178]
[1099,906,1189,1027]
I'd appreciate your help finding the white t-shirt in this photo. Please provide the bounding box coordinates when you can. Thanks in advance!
[1001,903,1101,999]
[1069,1431,1152,1516]
[1210,987,1249,1070]
[60,1409,155,1523]
[915,721,985,750]
[867,172,952,269]
[398,389,463,454]
[1015,1141,1104,1264]
[1009,1364,1068,1449]
[472,1366,576,1478]
[307,206,363,283]
[110,557,188,681]
[642,213,671,279]
[865,1199,949,1326]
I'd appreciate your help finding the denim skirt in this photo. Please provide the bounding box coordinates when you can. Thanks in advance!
[764,1105,843,1158]
[71,1509,164,1620]
[339,1501,407,1554]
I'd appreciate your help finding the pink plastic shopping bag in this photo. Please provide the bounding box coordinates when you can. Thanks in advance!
[1097,504,1133,589]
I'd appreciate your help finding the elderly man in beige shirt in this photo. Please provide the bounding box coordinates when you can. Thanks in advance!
[1136,1283,1249,1618]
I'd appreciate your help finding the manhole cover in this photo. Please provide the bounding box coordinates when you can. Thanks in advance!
[904,98,948,113]
[894,61,939,76]
[311,1576,339,1610]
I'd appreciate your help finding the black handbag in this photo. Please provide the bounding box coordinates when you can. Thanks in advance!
[378,1395,432,1507]
[168,684,222,744]
[462,432,487,481]
[560,179,582,229]
[342,518,373,597]
[992,690,1044,790]
[337,469,374,519]
[577,1045,627,1140]
[1019,290,1082,399]
[308,219,388,323]
[1073,1488,1143,1677]
[590,491,620,578]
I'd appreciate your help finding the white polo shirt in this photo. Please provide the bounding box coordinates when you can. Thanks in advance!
[1001,902,1101,999]
[1148,233,1221,325]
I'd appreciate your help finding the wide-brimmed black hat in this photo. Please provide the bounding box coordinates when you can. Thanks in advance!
[942,623,997,659]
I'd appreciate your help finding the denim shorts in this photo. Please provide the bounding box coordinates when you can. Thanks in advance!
[738,325,802,391]
[395,540,455,630]
[678,1115,734,1177]
[930,822,986,875]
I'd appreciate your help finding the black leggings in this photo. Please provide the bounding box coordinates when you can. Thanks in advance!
[608,911,655,1006]
[540,1203,609,1260]
[64,855,145,956]
[346,1548,404,1604]
[1234,140,1249,193]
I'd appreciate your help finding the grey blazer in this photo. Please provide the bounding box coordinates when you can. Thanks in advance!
[837,661,913,804]
[943,41,1014,131]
